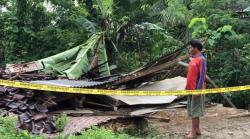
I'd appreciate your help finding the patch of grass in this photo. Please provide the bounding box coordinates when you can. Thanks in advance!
[0,116,44,139]
[120,125,158,139]
[54,113,69,132]
[57,126,138,139]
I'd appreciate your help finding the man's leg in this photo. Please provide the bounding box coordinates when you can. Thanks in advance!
[186,95,204,138]
[192,117,201,135]
[186,117,200,138]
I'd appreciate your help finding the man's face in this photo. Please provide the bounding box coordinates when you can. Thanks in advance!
[187,45,194,55]
[187,45,198,56]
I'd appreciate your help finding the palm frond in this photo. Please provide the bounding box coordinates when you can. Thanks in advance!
[96,0,113,17]
[81,18,98,35]
[160,1,191,27]
[147,0,166,17]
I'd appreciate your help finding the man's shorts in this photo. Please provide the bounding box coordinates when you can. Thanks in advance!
[187,94,205,118]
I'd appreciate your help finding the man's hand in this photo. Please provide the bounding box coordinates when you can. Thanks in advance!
[177,55,189,62]
[193,94,201,98]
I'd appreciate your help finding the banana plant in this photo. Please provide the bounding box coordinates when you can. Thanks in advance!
[38,32,110,79]
[5,0,182,79]
[41,0,114,79]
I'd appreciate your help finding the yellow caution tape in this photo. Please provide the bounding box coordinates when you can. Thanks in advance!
[0,79,249,96]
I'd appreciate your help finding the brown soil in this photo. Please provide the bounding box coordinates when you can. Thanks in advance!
[149,104,250,139]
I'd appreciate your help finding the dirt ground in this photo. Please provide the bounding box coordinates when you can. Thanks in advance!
[149,104,250,139]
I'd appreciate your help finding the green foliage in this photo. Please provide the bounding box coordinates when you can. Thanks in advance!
[226,91,250,109]
[114,22,183,72]
[54,113,69,132]
[37,33,110,79]
[0,116,44,139]
[207,25,236,47]
[188,15,250,108]
[0,116,138,139]
[98,37,111,76]
[57,127,137,139]
[0,0,90,65]
[116,51,141,72]
[160,0,192,28]
[121,125,158,139]
[188,17,208,38]
[96,0,114,17]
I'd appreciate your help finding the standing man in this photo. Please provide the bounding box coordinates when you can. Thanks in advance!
[186,39,206,139]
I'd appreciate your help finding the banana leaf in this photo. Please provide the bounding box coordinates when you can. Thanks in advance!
[98,37,110,76]
[6,32,111,79]
[39,46,81,69]
[23,33,110,79]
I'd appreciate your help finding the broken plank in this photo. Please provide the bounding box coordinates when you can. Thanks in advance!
[227,112,250,119]
[130,107,169,116]
[50,109,95,115]
[146,116,170,122]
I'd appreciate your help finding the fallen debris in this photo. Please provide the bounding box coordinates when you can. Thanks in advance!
[0,48,189,135]
[129,107,167,116]
[109,76,186,106]
[146,116,170,122]
[0,76,187,134]
[62,116,121,135]
[50,109,95,116]
[0,87,57,134]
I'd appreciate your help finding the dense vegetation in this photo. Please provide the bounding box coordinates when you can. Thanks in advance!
[0,0,249,108]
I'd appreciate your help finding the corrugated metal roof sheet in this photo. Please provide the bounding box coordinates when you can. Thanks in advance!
[30,80,106,88]
[109,96,177,105]
[132,76,186,91]
[29,74,121,88]
[109,76,186,105]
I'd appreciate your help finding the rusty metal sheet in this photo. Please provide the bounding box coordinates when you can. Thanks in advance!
[62,116,120,135]
[5,61,43,74]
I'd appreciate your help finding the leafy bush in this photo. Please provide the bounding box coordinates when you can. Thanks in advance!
[57,127,138,139]
[121,126,158,139]
[54,113,69,132]
[0,116,44,139]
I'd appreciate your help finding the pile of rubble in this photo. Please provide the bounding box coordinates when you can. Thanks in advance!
[0,48,189,134]
[0,87,56,133]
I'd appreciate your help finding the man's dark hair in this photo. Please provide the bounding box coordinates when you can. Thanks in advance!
[187,39,203,51]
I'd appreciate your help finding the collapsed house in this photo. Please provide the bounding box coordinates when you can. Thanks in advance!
[0,33,235,135]
[0,38,190,133]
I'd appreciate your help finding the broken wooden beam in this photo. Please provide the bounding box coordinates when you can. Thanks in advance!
[146,116,170,122]
[227,111,250,119]
[113,55,189,86]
